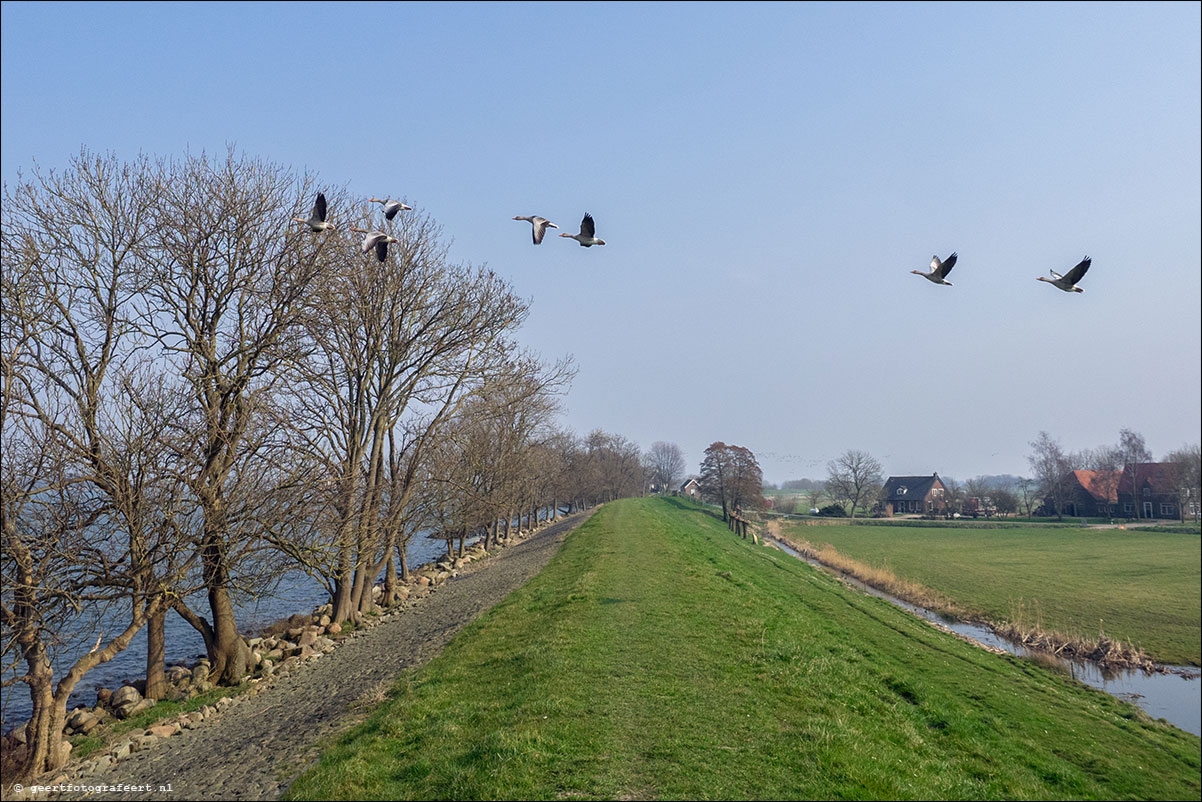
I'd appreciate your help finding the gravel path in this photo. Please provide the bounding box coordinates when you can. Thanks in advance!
[59,512,591,801]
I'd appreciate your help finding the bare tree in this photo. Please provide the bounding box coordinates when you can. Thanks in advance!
[1164,443,1201,522]
[1,151,193,776]
[1028,431,1074,520]
[825,450,883,519]
[1117,428,1152,520]
[644,441,686,494]
[138,150,335,684]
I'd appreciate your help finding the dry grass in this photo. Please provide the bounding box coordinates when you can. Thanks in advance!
[998,600,1156,671]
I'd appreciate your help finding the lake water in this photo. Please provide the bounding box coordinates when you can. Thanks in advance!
[764,536,1201,736]
[0,530,474,732]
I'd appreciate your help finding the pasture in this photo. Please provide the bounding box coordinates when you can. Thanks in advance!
[776,520,1202,666]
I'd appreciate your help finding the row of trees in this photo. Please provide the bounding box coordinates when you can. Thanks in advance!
[1028,429,1200,521]
[768,429,1200,521]
[0,149,647,778]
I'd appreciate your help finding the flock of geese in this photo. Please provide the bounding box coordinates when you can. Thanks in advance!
[292,192,606,262]
[912,250,1093,293]
[295,191,1090,292]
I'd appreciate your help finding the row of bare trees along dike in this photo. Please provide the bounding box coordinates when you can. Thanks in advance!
[1,148,648,783]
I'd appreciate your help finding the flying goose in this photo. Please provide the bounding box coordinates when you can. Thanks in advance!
[294,192,333,232]
[911,252,957,285]
[1037,256,1091,293]
[512,215,558,245]
[350,227,399,262]
[559,213,606,247]
[369,197,413,220]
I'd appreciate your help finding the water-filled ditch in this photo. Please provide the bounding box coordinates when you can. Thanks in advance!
[764,536,1200,736]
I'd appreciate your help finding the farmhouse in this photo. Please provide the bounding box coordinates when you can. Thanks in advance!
[1057,469,1121,517]
[882,473,948,516]
[679,478,701,499]
[1117,462,1181,520]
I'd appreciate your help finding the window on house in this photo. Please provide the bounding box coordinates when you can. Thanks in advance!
[1143,487,1150,495]
[1123,503,1133,513]
[1160,504,1175,516]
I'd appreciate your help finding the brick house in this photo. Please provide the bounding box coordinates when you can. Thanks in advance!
[1057,470,1121,517]
[1117,462,1181,520]
[882,474,948,516]
[679,478,701,499]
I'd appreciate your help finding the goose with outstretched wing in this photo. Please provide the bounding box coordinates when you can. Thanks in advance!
[1038,256,1091,293]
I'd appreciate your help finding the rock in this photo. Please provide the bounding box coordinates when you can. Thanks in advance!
[111,684,142,708]
[95,687,112,706]
[298,627,318,648]
[79,714,102,734]
[67,708,94,730]
[371,584,383,597]
[318,614,331,627]
[261,659,275,677]
[57,739,72,764]
[316,637,335,651]
[89,754,114,772]
[191,663,210,685]
[132,733,157,750]
[124,698,156,719]
[416,575,431,587]
[351,610,364,626]
[326,621,342,635]
[111,685,144,718]
[184,711,204,727]
[286,626,304,640]
[146,724,177,738]
[112,739,132,760]
[166,665,191,683]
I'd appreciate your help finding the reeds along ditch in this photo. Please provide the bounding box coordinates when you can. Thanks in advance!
[996,600,1157,672]
[765,522,1159,673]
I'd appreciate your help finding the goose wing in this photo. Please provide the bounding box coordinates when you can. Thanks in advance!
[375,238,390,262]
[580,213,596,238]
[1063,256,1091,285]
[314,193,327,223]
[361,231,384,255]
[938,252,958,278]
[384,201,401,220]
[532,219,547,244]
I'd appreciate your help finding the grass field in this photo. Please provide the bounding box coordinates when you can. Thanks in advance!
[285,497,1199,800]
[776,520,1202,666]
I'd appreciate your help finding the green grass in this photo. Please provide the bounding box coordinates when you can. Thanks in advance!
[779,519,1202,666]
[285,497,1200,801]
[68,684,249,760]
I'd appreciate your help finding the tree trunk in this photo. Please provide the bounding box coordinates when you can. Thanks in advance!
[144,609,167,701]
[207,583,250,684]
[382,552,398,606]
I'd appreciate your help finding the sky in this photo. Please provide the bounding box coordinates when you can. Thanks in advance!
[2,1,1199,484]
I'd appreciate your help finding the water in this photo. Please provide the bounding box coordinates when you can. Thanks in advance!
[1,532,470,732]
[764,536,1201,736]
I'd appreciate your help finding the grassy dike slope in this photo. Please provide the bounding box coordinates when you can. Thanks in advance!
[286,498,1200,801]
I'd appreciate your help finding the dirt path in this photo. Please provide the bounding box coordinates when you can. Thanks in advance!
[58,512,592,801]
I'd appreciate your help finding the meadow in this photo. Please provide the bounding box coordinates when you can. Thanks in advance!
[285,497,1200,800]
[776,519,1201,666]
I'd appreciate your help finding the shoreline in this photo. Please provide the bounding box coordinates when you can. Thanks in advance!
[9,511,593,801]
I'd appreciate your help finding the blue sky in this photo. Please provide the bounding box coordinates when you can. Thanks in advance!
[3,1,1199,483]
